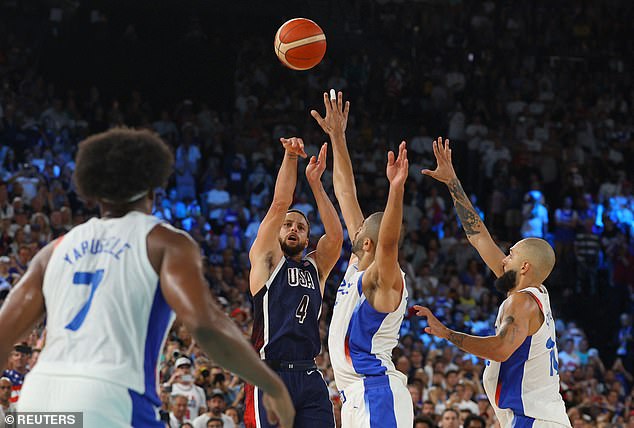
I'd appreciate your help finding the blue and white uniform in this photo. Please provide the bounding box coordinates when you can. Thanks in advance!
[18,211,174,427]
[328,261,413,428]
[483,286,571,428]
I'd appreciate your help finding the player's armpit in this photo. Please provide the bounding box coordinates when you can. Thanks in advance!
[362,264,402,313]
[248,200,287,293]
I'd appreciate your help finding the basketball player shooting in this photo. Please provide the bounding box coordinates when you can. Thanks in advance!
[245,137,342,428]
[0,129,294,428]
[311,91,414,427]
[415,137,571,428]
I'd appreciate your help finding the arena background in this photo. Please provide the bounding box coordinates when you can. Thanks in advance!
[1,0,632,426]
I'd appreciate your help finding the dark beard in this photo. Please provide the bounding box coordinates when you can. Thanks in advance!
[351,237,362,257]
[494,270,517,294]
[280,240,305,257]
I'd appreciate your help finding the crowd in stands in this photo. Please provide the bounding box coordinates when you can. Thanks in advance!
[1,1,632,427]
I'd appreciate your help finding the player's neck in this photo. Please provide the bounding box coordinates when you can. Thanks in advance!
[357,251,374,271]
[511,277,540,294]
[284,253,304,262]
[100,199,150,219]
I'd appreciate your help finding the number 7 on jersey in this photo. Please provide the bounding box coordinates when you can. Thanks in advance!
[65,269,105,331]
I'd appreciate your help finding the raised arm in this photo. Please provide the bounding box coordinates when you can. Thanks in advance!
[305,143,343,291]
[153,225,294,428]
[311,91,364,242]
[414,292,538,362]
[249,137,307,294]
[364,142,408,313]
[422,137,505,277]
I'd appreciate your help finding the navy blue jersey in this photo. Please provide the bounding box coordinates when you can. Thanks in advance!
[251,256,322,360]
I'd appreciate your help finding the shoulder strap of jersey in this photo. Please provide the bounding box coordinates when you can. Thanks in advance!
[518,287,544,314]
[263,256,286,291]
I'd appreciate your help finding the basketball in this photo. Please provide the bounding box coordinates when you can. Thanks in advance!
[274,18,326,71]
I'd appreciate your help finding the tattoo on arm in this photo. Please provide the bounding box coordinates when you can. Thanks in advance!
[448,331,465,348]
[448,178,482,236]
[498,316,517,342]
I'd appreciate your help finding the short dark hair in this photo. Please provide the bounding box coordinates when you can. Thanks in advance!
[441,408,459,418]
[73,128,174,204]
[414,416,437,428]
[463,414,486,428]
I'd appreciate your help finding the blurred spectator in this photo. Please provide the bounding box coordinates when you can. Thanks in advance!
[169,394,191,428]
[0,376,15,415]
[439,408,460,428]
[192,389,235,428]
[520,190,548,239]
[2,343,30,405]
[616,313,633,370]
[169,357,207,420]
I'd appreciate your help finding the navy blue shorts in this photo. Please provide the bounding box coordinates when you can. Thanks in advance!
[245,369,334,428]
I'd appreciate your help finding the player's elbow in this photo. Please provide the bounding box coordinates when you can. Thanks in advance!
[190,311,225,341]
[270,198,291,212]
[333,185,356,200]
[327,227,344,245]
[191,324,221,346]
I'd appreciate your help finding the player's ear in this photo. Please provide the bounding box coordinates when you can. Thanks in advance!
[363,237,373,252]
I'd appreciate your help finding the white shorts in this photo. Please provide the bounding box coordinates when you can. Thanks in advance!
[17,372,163,427]
[497,411,572,428]
[339,374,413,428]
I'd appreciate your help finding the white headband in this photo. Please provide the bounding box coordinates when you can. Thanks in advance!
[101,190,148,204]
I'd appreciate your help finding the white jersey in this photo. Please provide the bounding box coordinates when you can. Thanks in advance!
[483,286,571,427]
[328,261,408,390]
[32,211,175,404]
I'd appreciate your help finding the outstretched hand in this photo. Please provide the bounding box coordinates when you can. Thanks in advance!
[386,141,408,187]
[310,90,350,136]
[306,143,328,185]
[280,137,308,158]
[413,305,450,339]
[421,137,457,184]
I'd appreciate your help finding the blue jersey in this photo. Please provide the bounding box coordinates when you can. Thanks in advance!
[251,256,322,360]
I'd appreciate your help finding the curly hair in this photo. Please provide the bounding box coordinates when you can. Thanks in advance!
[73,128,174,204]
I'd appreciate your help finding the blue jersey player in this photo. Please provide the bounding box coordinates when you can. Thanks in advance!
[245,137,343,428]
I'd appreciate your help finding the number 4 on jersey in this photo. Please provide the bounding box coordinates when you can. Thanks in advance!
[65,270,105,331]
[295,295,310,324]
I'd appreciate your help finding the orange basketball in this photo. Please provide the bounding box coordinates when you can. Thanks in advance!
[274,18,326,71]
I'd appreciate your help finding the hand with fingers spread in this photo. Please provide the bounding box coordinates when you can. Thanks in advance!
[310,90,350,136]
[386,141,409,188]
[412,305,450,340]
[421,136,457,184]
[306,142,328,186]
[280,137,308,158]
